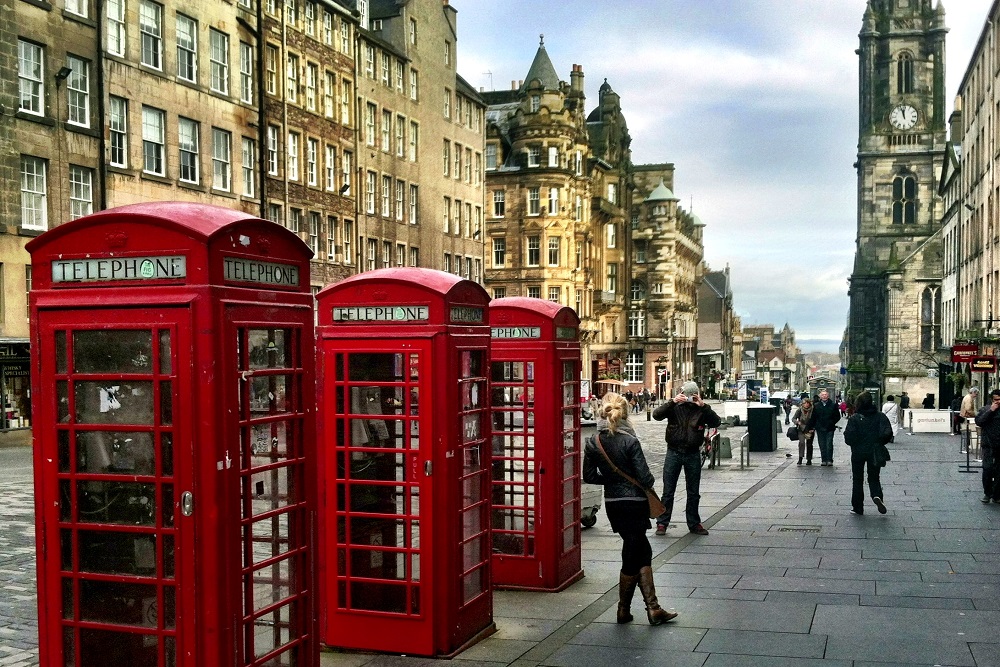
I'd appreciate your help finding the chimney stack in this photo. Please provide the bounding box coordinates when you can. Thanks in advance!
[570,64,584,94]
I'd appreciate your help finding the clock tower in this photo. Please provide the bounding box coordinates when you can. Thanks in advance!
[846,0,947,398]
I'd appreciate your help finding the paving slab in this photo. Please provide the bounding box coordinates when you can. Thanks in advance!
[694,628,827,659]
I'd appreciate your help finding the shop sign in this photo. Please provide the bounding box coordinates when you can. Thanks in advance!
[952,344,979,363]
[971,356,997,372]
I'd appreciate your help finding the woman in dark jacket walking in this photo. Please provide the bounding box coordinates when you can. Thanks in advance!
[583,393,677,625]
[793,398,815,465]
[843,391,892,515]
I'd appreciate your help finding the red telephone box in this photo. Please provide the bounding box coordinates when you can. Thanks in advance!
[28,202,318,667]
[488,298,583,591]
[316,268,494,657]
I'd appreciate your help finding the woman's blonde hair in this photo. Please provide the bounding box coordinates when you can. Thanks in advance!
[600,392,630,433]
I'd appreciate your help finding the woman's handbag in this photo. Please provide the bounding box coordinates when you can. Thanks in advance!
[874,442,891,468]
[595,434,666,519]
[786,425,799,441]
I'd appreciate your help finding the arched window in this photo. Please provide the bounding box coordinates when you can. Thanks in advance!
[920,286,941,351]
[630,279,646,301]
[897,52,914,94]
[892,173,916,224]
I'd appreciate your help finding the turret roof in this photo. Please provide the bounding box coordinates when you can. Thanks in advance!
[644,180,679,203]
[520,35,560,93]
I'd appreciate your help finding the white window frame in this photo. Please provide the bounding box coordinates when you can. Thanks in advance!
[528,187,540,216]
[305,62,317,110]
[548,146,558,167]
[20,156,47,230]
[106,0,126,56]
[287,131,299,180]
[178,117,200,183]
[210,29,229,94]
[109,96,128,168]
[267,125,279,175]
[548,187,559,215]
[486,144,497,170]
[409,184,418,224]
[325,144,336,191]
[493,190,505,218]
[212,128,232,192]
[365,171,376,213]
[286,53,298,103]
[344,219,353,264]
[242,136,256,198]
[141,106,166,175]
[409,121,418,161]
[625,351,644,383]
[395,115,405,157]
[548,237,560,266]
[306,137,318,186]
[342,151,352,195]
[18,40,43,116]
[526,236,540,266]
[265,44,278,95]
[365,102,376,146]
[67,56,90,127]
[527,146,540,167]
[66,0,88,18]
[69,165,93,220]
[381,174,391,217]
[395,179,404,221]
[381,109,391,152]
[324,71,335,117]
[176,14,197,83]
[240,42,254,103]
[139,0,163,70]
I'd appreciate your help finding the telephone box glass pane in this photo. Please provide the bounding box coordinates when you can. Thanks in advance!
[79,580,158,626]
[57,381,69,422]
[248,329,289,369]
[74,381,155,424]
[73,330,153,373]
[56,330,67,374]
[79,628,158,664]
[58,430,70,472]
[158,330,171,374]
[78,530,157,575]
[77,431,155,475]
[77,481,157,525]
[348,353,403,381]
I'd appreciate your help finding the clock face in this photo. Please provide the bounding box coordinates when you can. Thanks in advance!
[889,105,918,130]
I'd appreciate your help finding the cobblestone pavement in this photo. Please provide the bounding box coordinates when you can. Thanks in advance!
[0,460,38,667]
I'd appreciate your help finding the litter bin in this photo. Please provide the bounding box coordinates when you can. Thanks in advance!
[747,404,778,452]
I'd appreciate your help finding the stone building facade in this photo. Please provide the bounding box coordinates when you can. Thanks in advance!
[696,266,736,398]
[846,0,948,402]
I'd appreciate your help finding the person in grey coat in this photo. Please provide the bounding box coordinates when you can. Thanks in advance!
[584,393,677,626]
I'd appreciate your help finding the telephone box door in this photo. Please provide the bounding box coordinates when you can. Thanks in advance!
[323,343,434,651]
[35,308,195,667]
[228,306,316,666]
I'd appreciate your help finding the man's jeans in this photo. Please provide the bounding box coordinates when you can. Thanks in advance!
[657,448,702,530]
[816,429,835,463]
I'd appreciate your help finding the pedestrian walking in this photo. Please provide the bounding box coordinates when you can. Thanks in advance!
[807,389,841,466]
[922,393,935,409]
[974,389,1000,504]
[582,393,678,625]
[951,394,964,435]
[844,391,892,515]
[783,396,793,425]
[900,392,910,410]
[793,398,815,465]
[881,395,900,436]
[651,381,721,536]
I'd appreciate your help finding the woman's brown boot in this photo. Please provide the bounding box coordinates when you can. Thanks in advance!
[617,572,639,623]
[637,566,678,625]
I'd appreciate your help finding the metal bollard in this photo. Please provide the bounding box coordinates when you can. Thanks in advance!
[646,405,651,421]
[740,432,750,469]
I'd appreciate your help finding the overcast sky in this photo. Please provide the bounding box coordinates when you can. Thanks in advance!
[453,0,991,354]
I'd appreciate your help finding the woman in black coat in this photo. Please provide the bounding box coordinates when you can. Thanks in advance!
[583,393,677,625]
[843,391,893,515]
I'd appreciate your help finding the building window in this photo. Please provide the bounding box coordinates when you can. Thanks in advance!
[176,14,197,82]
[607,183,618,204]
[20,156,47,230]
[625,350,644,383]
[897,52,913,95]
[285,0,297,25]
[327,216,337,260]
[527,146,540,167]
[265,45,278,95]
[341,18,351,53]
[267,125,279,175]
[306,63,317,110]
[530,95,540,112]
[606,222,617,248]
[443,253,451,273]
[548,237,560,266]
[178,117,200,183]
[548,187,559,215]
[443,88,451,118]
[365,102,376,145]
[892,174,916,224]
[286,53,298,103]
[396,58,404,91]
[528,187,540,216]
[607,263,617,293]
[142,106,165,175]
[67,56,90,127]
[395,115,405,156]
[342,151,352,195]
[628,310,646,337]
[139,0,163,69]
[267,203,282,224]
[409,121,419,161]
[381,109,391,152]
[109,96,128,167]
[575,241,582,269]
[575,195,583,221]
[396,243,406,267]
[396,180,404,221]
[410,69,418,100]
[574,150,582,175]
[289,208,301,233]
[106,0,126,56]
[341,80,352,124]
[210,29,229,94]
[409,17,417,44]
[343,220,353,264]
[485,144,497,169]
[493,238,506,267]
[367,239,377,271]
[493,287,506,299]
[365,171,376,213]
[454,143,461,179]
[527,236,540,266]
[18,40,43,115]
[409,185,418,224]
[548,287,560,302]
[442,197,451,233]
[242,137,256,198]
[240,42,254,103]
[212,128,231,191]
[69,166,93,220]
[306,138,318,186]
[324,71,335,118]
[309,212,320,253]
[548,146,558,167]
[920,286,941,351]
[465,148,472,182]
[382,241,391,269]
[409,247,419,267]
[325,144,336,191]
[380,52,390,86]
[493,190,505,217]
[635,241,647,263]
[630,280,646,301]
[323,10,333,45]
[304,0,316,36]
[527,286,540,299]
[287,132,299,180]
[442,140,450,176]
[381,175,391,216]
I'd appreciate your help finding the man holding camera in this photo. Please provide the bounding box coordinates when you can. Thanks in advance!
[652,381,721,536]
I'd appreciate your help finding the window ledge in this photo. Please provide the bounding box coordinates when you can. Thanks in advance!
[177,181,207,193]
[140,172,172,185]
[20,0,52,10]
[107,165,136,177]
[15,111,54,127]
[65,123,100,138]
[18,227,45,237]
